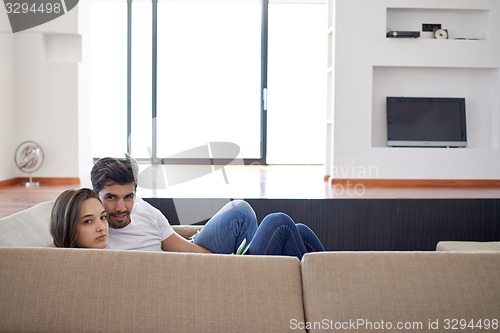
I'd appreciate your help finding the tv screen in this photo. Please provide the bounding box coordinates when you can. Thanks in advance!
[386,97,467,147]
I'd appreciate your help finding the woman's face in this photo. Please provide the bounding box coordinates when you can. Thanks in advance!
[75,198,109,248]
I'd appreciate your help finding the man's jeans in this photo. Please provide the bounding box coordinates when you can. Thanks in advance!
[193,200,258,254]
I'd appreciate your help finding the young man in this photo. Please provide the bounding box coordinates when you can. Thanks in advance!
[91,155,325,258]
[90,155,258,253]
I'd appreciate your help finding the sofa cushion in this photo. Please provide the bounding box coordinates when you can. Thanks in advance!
[0,201,53,247]
[301,252,500,333]
[0,248,306,333]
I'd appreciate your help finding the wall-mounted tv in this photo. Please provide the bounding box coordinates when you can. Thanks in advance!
[386,97,467,147]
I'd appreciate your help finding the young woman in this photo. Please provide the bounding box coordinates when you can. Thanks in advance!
[246,212,325,259]
[50,188,109,248]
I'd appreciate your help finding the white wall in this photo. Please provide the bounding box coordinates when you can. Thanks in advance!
[0,3,91,182]
[78,0,92,186]
[327,0,500,179]
[0,32,16,181]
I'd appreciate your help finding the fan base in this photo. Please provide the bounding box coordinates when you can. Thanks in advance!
[24,181,40,188]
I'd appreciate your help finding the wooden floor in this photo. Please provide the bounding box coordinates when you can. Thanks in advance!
[1,165,500,218]
[0,183,79,219]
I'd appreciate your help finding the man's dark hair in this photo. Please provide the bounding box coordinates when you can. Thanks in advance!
[91,154,139,193]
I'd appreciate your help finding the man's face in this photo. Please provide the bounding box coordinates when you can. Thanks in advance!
[98,183,136,229]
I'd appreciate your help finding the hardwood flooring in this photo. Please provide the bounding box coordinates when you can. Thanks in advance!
[0,183,79,218]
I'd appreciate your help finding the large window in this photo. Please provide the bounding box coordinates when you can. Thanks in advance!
[90,0,325,164]
[130,0,153,159]
[90,1,128,158]
[156,1,262,159]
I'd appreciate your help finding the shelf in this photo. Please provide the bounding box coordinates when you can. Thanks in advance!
[8,32,81,63]
[373,38,498,69]
[371,147,499,152]
[43,33,81,63]
[386,8,489,40]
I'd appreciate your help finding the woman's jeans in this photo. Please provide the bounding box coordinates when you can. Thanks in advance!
[247,212,325,260]
[193,200,325,259]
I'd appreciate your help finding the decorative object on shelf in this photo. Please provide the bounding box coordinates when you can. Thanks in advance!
[434,28,449,39]
[386,30,420,38]
[422,23,442,32]
[14,141,44,187]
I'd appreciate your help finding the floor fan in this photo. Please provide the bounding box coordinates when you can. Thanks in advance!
[14,141,44,187]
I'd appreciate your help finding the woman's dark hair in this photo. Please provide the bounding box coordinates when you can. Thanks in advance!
[90,154,139,193]
[50,188,101,248]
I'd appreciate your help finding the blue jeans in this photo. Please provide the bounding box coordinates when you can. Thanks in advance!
[247,212,325,260]
[193,201,325,259]
[193,200,258,254]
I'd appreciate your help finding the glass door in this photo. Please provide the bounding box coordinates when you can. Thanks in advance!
[155,0,264,163]
[91,0,326,165]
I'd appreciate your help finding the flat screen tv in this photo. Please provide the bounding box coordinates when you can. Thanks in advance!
[386,97,467,147]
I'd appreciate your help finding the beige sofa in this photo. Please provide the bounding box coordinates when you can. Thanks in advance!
[1,202,499,333]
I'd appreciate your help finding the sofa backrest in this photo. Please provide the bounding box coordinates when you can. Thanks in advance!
[301,252,500,333]
[0,201,53,247]
[0,247,306,333]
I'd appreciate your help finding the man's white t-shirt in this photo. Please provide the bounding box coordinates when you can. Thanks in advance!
[107,198,174,251]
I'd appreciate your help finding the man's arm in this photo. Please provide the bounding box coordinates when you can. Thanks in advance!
[161,233,212,253]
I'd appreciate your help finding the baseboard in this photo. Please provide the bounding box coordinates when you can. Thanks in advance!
[0,177,80,187]
[0,178,22,187]
[326,178,500,188]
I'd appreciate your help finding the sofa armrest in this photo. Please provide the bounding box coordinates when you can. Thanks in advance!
[0,201,54,247]
[172,224,203,240]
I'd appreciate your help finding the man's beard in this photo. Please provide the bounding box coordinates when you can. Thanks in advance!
[108,211,131,229]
